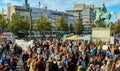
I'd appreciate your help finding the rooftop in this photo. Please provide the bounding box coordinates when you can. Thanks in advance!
[66,10,82,12]
[12,5,74,17]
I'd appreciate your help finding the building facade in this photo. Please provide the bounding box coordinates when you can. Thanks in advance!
[66,4,95,31]
[7,5,75,30]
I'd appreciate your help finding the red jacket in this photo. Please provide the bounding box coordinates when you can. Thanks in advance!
[34,60,45,71]
[0,64,4,71]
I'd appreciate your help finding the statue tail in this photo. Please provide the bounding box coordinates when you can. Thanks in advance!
[110,12,116,18]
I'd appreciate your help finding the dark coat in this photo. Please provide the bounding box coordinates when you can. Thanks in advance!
[45,62,52,71]
[114,67,120,71]
[52,62,58,71]
[22,53,29,62]
[58,66,64,71]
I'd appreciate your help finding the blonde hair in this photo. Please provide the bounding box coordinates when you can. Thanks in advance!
[37,55,43,60]
[58,61,64,67]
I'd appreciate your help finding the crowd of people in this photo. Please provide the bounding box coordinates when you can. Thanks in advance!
[0,37,120,71]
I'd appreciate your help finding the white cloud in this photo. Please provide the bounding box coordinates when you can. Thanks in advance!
[2,0,23,6]
[32,0,120,11]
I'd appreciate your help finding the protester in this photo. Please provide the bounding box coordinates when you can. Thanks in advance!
[101,60,108,71]
[29,56,35,71]
[0,54,6,65]
[10,53,18,71]
[0,37,120,71]
[22,51,29,71]
[110,54,120,71]
[52,58,58,71]
[57,61,65,71]
[27,54,33,70]
[34,55,45,71]
[45,57,53,71]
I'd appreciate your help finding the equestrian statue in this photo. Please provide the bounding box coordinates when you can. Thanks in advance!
[93,3,116,28]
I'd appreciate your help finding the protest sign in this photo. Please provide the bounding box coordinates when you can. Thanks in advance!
[15,39,33,50]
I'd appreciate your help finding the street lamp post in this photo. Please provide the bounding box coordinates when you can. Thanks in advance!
[7,3,11,22]
[29,9,32,38]
[38,2,40,9]
[38,1,40,38]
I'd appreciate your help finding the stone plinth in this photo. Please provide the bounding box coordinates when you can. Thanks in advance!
[92,28,111,42]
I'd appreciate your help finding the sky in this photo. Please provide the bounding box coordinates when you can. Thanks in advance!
[0,0,120,22]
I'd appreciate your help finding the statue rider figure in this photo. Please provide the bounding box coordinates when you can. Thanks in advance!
[101,3,107,15]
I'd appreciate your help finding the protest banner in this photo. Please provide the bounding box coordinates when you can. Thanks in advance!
[15,39,33,50]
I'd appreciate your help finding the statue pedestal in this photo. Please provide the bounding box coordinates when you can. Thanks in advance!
[92,28,111,42]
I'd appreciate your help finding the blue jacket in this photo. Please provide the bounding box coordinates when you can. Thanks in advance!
[0,57,6,64]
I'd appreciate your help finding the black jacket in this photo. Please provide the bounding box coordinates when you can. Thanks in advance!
[22,53,29,62]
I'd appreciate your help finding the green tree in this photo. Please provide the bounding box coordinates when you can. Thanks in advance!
[55,17,69,31]
[113,22,120,33]
[73,19,84,31]
[0,14,7,32]
[8,13,30,33]
[21,16,30,31]
[33,15,52,31]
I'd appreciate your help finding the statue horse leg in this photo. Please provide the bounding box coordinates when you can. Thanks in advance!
[94,20,97,27]
[94,19,99,28]
[108,19,111,28]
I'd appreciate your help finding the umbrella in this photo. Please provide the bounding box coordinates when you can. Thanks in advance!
[76,35,92,44]
[66,35,80,40]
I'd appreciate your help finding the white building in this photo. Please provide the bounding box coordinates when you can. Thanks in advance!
[66,4,95,31]
[8,5,75,30]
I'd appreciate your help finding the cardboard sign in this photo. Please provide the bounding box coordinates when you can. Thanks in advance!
[110,37,114,44]
[102,45,108,50]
